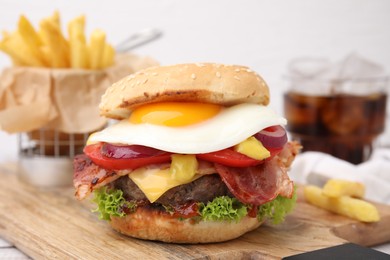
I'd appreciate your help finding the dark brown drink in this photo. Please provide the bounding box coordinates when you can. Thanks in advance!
[284,91,387,164]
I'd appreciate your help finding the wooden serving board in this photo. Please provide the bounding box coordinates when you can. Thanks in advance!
[1,169,390,259]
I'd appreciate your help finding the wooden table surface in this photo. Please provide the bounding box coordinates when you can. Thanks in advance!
[1,214,390,259]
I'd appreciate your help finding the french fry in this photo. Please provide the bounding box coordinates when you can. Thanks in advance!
[88,29,106,69]
[1,31,22,65]
[304,185,380,222]
[39,45,52,67]
[38,11,60,45]
[38,11,65,67]
[68,15,89,68]
[39,18,70,68]
[17,15,47,66]
[50,10,61,28]
[68,15,85,42]
[322,179,365,198]
[101,43,115,68]
[0,31,44,66]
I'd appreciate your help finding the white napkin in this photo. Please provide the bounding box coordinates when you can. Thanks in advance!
[289,149,390,204]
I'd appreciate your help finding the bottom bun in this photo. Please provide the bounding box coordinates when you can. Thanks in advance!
[110,207,263,244]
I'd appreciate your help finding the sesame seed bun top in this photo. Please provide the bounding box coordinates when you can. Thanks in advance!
[99,63,270,119]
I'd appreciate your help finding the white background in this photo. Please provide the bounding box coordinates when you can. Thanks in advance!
[1,0,390,256]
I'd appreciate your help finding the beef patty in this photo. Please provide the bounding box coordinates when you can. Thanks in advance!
[112,174,232,206]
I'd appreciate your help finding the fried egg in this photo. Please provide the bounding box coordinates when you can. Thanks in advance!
[87,102,287,154]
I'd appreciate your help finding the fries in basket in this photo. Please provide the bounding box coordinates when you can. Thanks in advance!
[0,11,115,69]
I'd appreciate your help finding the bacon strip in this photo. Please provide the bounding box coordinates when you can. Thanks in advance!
[276,141,301,169]
[214,142,299,205]
[73,155,131,200]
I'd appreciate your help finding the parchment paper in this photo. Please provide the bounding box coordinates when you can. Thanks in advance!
[0,53,158,133]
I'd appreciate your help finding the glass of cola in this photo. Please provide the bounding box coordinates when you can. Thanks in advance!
[284,77,388,164]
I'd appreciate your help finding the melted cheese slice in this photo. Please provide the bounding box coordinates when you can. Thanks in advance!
[129,167,201,203]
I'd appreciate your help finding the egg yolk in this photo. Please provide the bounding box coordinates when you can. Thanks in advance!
[129,102,222,127]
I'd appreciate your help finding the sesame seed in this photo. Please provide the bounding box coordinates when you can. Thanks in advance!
[191,73,196,79]
[151,72,158,76]
[196,63,205,67]
[120,85,126,90]
[234,76,240,81]
[235,69,241,72]
[216,72,221,78]
[246,69,253,73]
[143,79,148,84]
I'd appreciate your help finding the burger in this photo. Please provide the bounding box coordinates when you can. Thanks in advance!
[73,63,300,244]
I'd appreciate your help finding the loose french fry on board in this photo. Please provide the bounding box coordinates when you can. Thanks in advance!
[68,15,89,69]
[88,29,106,69]
[304,185,380,223]
[322,179,365,199]
[39,18,70,68]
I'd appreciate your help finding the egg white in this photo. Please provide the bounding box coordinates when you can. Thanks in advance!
[88,103,287,154]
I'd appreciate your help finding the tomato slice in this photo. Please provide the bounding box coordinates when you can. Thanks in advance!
[84,141,283,170]
[84,143,172,170]
[196,147,282,168]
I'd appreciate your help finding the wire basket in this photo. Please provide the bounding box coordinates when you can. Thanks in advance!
[17,128,89,188]
[19,129,89,157]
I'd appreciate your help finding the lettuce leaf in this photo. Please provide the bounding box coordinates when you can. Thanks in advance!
[92,187,136,221]
[199,196,247,222]
[257,188,297,225]
[91,187,296,224]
